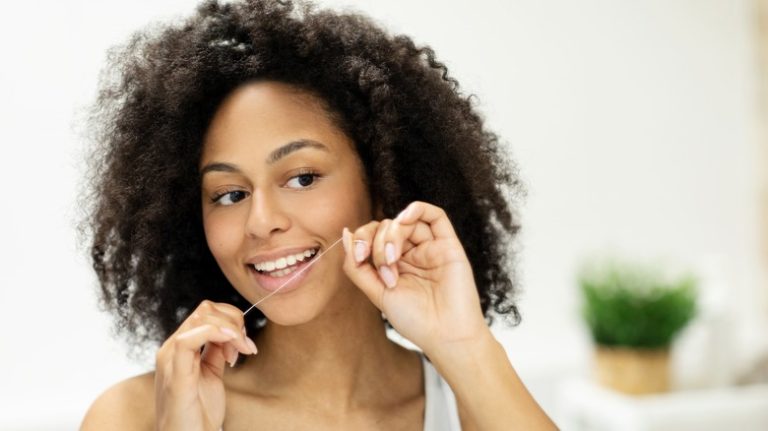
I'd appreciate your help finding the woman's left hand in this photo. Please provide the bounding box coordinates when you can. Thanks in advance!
[341,201,490,356]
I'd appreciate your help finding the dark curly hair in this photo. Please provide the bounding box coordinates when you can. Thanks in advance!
[82,0,524,354]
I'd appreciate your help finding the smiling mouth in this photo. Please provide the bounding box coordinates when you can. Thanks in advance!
[249,247,320,278]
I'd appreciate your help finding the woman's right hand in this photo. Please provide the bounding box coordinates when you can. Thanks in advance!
[154,300,259,431]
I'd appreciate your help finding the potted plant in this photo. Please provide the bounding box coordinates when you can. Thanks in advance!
[578,258,697,394]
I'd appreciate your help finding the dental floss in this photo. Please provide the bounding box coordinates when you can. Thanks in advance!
[242,236,344,316]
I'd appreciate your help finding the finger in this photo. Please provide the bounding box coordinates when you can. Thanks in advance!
[343,227,387,308]
[381,219,434,265]
[172,324,238,378]
[371,219,393,269]
[207,301,248,327]
[243,323,258,355]
[196,312,255,356]
[350,221,380,265]
[402,237,466,269]
[191,300,258,356]
[222,342,238,368]
[175,309,205,334]
[395,201,458,241]
[371,219,399,288]
[201,341,233,371]
[177,300,244,334]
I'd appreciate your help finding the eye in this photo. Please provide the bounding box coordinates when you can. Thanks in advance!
[285,172,320,189]
[212,190,248,206]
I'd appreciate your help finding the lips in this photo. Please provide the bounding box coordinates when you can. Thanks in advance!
[245,246,322,294]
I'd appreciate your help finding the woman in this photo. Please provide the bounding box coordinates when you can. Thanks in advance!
[80,0,557,429]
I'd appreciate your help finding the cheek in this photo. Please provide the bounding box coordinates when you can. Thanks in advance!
[348,174,373,222]
[203,211,243,263]
[310,175,371,229]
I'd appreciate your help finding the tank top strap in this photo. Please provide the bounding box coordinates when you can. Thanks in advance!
[421,353,462,430]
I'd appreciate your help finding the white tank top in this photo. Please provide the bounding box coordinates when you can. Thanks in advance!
[421,353,462,430]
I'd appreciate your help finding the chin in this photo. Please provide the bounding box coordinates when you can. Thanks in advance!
[258,293,330,327]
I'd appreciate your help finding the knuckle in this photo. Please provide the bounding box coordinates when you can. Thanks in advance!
[219,303,245,321]
[354,224,371,238]
[155,344,173,366]
[157,337,172,354]
[198,323,215,333]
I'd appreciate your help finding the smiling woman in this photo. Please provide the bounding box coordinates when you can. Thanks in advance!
[198,81,373,318]
[78,0,556,430]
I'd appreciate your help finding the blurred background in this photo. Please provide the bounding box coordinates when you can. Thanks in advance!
[1,0,766,429]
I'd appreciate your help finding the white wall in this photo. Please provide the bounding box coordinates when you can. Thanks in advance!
[0,0,764,428]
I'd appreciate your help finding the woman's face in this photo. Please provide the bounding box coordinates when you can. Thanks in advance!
[199,80,373,325]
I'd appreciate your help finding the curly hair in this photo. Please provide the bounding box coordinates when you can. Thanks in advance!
[82,0,524,353]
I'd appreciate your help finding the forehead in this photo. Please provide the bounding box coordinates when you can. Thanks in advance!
[201,80,351,161]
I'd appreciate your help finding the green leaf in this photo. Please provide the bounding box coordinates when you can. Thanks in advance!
[578,258,697,348]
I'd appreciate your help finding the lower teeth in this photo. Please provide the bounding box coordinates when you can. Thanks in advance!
[268,266,297,278]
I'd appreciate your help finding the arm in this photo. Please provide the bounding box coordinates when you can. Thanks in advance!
[341,201,558,430]
[427,330,558,431]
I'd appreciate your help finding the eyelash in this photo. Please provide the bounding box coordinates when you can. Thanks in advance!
[209,170,323,206]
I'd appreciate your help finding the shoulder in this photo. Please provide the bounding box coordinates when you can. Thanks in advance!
[80,371,155,431]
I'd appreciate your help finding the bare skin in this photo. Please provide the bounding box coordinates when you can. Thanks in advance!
[81,80,558,430]
[83,81,427,430]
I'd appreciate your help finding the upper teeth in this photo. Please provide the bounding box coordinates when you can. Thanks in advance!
[253,248,317,272]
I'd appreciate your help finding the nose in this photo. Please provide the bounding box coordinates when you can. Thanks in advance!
[245,188,291,239]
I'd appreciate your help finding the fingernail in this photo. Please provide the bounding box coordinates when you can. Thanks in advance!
[385,242,396,265]
[220,327,238,339]
[228,350,238,367]
[354,240,367,263]
[379,265,396,288]
[245,337,259,355]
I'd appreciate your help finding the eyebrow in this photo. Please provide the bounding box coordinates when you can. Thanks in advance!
[200,139,330,176]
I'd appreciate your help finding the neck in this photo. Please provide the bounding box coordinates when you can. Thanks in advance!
[241,288,422,412]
